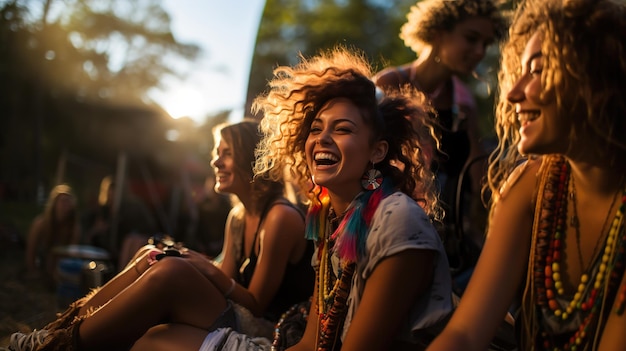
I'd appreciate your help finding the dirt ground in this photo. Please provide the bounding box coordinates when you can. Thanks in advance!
[0,242,66,348]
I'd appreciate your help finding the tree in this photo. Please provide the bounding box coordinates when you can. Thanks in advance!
[0,0,200,202]
[245,0,416,116]
[245,0,515,138]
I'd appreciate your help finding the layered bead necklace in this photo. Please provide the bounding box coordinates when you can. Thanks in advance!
[305,180,393,351]
[530,156,626,350]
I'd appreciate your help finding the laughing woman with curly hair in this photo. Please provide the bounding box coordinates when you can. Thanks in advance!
[252,46,452,351]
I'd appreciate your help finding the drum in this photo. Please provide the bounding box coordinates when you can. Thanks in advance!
[54,245,112,307]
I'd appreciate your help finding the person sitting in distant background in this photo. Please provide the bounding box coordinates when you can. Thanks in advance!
[82,175,157,271]
[25,184,80,285]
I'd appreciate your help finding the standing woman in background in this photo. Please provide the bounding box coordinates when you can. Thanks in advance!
[374,0,508,250]
[427,0,626,349]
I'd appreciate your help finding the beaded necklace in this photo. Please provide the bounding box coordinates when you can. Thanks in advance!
[527,155,626,350]
[305,180,393,350]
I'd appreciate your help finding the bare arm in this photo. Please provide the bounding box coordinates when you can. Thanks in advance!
[287,277,319,351]
[242,204,306,316]
[217,211,238,276]
[341,249,436,351]
[184,204,305,317]
[70,221,81,245]
[25,216,44,272]
[427,160,539,351]
[372,65,410,91]
[598,273,626,350]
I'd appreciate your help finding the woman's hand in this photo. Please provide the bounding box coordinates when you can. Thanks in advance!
[182,249,221,282]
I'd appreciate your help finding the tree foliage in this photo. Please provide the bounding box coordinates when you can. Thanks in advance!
[246,0,514,138]
[246,0,416,115]
[0,0,201,201]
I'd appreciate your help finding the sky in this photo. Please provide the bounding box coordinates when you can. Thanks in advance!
[150,0,266,125]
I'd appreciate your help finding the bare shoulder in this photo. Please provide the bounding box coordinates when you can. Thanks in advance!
[498,157,543,200]
[373,64,409,88]
[29,215,45,231]
[260,202,306,259]
[265,201,303,222]
[262,201,305,237]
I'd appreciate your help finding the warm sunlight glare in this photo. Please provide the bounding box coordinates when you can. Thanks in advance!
[159,87,206,121]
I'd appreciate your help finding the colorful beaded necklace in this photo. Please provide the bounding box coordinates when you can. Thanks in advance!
[305,179,393,350]
[528,155,626,350]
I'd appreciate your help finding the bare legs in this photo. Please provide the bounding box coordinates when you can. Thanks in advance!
[77,245,154,313]
[75,256,227,350]
[130,324,209,351]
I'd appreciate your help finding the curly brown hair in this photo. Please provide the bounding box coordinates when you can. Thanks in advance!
[253,46,442,219]
[400,0,508,54]
[487,0,626,200]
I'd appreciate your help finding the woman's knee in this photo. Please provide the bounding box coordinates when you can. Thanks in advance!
[140,258,199,290]
[132,324,207,351]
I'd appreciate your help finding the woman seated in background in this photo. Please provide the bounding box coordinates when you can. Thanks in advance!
[24,184,80,285]
[8,119,313,351]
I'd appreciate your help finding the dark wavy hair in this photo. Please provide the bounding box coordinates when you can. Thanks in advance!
[253,46,441,219]
[400,0,508,54]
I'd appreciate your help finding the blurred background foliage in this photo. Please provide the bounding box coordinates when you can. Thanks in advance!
[1,0,513,237]
[246,0,515,137]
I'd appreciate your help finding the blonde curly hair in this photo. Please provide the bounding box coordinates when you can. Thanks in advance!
[489,2,626,348]
[400,0,508,54]
[487,0,626,200]
[253,46,442,219]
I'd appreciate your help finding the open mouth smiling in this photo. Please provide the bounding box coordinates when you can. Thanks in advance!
[314,152,339,167]
[517,111,541,124]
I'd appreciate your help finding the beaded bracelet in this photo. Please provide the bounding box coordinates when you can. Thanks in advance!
[224,278,236,297]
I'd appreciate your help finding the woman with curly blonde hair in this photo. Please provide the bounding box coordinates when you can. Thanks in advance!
[427,0,626,350]
[252,45,451,351]
[375,0,508,255]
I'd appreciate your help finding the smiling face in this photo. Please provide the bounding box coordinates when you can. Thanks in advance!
[54,193,75,222]
[507,32,564,156]
[211,138,248,196]
[305,98,387,200]
[437,16,496,75]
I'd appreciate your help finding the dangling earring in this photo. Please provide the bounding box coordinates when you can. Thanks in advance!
[361,163,383,190]
[434,55,441,63]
